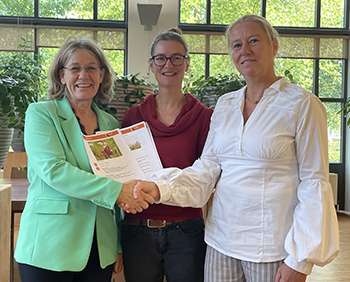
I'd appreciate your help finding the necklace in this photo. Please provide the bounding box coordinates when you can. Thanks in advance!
[245,94,260,105]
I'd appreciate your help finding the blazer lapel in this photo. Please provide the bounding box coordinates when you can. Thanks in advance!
[55,97,91,171]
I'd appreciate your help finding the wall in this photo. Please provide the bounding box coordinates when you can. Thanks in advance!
[127,0,179,78]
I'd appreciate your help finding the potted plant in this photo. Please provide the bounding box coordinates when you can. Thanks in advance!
[0,51,44,151]
[185,73,246,108]
[98,74,154,122]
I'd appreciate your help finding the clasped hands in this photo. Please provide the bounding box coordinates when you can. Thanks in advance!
[117,180,160,214]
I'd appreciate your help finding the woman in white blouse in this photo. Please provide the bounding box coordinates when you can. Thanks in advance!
[133,14,339,282]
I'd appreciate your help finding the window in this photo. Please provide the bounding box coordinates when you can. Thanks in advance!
[276,35,347,163]
[266,0,316,27]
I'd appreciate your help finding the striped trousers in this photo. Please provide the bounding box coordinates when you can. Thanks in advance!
[204,245,283,282]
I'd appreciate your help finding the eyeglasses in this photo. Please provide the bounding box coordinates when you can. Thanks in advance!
[63,65,102,74]
[150,54,188,67]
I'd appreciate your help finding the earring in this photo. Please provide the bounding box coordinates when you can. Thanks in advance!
[146,64,152,79]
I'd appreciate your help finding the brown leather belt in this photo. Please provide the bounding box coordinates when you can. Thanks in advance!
[124,218,185,229]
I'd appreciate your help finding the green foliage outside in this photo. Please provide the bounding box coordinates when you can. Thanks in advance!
[320,0,344,27]
[266,0,315,27]
[104,50,124,76]
[37,48,58,99]
[181,0,345,28]
[98,0,124,20]
[40,0,92,19]
[0,0,124,20]
[0,0,33,16]
[209,55,238,77]
[211,0,260,25]
[186,54,205,81]
[180,0,206,24]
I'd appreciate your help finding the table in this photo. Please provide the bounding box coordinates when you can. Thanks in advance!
[0,178,28,282]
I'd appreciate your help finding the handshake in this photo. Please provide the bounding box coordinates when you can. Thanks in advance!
[117,180,160,214]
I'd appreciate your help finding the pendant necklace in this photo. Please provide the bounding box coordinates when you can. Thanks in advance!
[245,93,260,105]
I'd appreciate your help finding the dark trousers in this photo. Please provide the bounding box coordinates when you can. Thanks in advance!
[121,218,206,282]
[18,232,114,282]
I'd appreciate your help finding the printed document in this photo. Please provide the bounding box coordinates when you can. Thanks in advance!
[83,121,162,182]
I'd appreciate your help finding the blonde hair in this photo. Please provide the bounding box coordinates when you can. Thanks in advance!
[226,15,279,50]
[150,27,189,58]
[48,37,114,104]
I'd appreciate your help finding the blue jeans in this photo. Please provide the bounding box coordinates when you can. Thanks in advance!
[121,218,206,282]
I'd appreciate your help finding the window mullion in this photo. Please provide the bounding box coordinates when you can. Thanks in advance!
[34,0,39,17]
[207,0,211,24]
[261,0,267,17]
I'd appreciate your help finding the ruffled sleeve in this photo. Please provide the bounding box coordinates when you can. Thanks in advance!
[284,93,339,274]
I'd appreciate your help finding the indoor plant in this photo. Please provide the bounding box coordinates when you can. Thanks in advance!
[0,51,44,150]
[98,73,154,121]
[185,73,245,108]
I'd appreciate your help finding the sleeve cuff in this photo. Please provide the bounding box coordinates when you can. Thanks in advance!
[154,180,171,203]
[284,255,314,275]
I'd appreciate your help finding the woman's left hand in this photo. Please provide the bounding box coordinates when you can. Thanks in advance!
[274,263,307,282]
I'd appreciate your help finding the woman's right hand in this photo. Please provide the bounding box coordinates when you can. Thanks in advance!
[117,180,156,214]
[133,181,161,202]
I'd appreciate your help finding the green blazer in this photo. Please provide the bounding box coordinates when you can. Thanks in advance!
[15,97,123,271]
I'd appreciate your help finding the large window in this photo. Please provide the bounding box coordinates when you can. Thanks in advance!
[179,0,349,208]
[0,0,126,97]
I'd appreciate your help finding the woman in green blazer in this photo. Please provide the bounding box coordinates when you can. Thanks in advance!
[14,38,150,282]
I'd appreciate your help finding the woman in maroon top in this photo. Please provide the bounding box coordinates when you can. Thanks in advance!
[121,28,212,282]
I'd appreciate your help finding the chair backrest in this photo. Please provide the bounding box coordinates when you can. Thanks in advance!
[3,152,27,179]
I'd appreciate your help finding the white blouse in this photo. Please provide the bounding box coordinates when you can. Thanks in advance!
[153,78,339,274]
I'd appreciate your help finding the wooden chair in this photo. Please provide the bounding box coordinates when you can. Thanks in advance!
[0,184,11,282]
[3,152,27,179]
